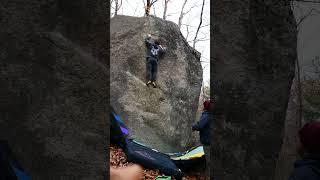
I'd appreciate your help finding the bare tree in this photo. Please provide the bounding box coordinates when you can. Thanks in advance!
[291,0,320,30]
[110,0,114,17]
[113,0,122,16]
[153,4,157,16]
[185,25,190,40]
[163,0,170,20]
[178,1,199,28]
[145,0,158,16]
[142,0,146,8]
[297,8,320,30]
[178,0,188,28]
[193,0,205,48]
[290,1,320,127]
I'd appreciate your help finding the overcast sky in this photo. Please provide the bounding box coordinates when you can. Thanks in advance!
[293,2,320,79]
[111,0,210,86]
[110,1,320,85]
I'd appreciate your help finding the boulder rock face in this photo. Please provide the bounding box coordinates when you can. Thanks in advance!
[274,77,300,180]
[212,1,297,180]
[0,1,108,179]
[110,15,202,152]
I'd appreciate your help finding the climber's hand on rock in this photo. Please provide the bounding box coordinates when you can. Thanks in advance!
[147,34,152,38]
[159,45,166,50]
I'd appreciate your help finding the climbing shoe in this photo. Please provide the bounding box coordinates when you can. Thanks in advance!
[152,82,157,88]
[146,81,152,86]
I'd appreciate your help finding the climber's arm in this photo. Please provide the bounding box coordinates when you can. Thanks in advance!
[192,113,209,131]
[158,45,166,55]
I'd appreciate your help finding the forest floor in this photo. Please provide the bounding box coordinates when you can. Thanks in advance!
[110,144,207,180]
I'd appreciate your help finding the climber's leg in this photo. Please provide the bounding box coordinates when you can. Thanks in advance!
[151,61,158,88]
[203,145,210,179]
[146,58,153,86]
[150,60,157,80]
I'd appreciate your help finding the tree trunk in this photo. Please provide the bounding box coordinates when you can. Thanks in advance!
[115,0,118,15]
[146,0,151,16]
[114,0,122,16]
[163,0,169,20]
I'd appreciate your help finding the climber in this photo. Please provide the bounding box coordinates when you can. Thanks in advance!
[144,34,166,88]
[192,99,212,178]
[288,120,320,180]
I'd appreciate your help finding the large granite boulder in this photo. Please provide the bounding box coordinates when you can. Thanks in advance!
[110,15,202,152]
[212,1,297,180]
[0,1,108,179]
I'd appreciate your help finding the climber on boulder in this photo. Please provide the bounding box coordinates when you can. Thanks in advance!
[192,99,212,178]
[288,120,320,180]
[144,34,166,88]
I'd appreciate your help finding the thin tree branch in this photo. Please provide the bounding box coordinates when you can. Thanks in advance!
[133,3,139,16]
[166,12,180,17]
[178,0,188,28]
[151,0,158,6]
[200,24,210,28]
[181,24,194,27]
[142,0,146,16]
[153,4,157,16]
[163,0,170,20]
[115,0,118,15]
[119,0,123,9]
[193,0,205,48]
[114,0,122,15]
[184,3,199,15]
[297,8,320,27]
[182,23,210,28]
[190,37,209,43]
[186,25,190,40]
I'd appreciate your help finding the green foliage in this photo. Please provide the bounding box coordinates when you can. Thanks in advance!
[203,85,210,99]
[302,80,320,109]
[303,110,320,122]
[302,79,320,121]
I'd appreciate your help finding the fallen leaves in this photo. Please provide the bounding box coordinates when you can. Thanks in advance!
[110,144,207,180]
[110,144,161,179]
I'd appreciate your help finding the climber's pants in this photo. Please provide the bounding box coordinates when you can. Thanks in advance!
[203,145,210,178]
[146,58,158,81]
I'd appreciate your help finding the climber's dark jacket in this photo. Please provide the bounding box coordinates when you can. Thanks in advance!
[192,111,210,146]
[145,36,165,61]
[288,154,320,180]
